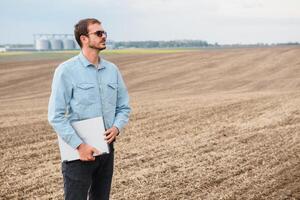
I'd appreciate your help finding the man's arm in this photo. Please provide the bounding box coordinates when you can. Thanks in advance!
[48,66,83,149]
[105,68,131,143]
[112,69,131,133]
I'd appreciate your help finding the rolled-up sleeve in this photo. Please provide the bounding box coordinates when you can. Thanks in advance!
[48,66,83,149]
[113,69,131,134]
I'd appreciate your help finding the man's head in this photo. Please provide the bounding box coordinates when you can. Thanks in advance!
[74,18,107,51]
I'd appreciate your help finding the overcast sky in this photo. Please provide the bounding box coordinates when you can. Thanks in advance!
[1,0,300,44]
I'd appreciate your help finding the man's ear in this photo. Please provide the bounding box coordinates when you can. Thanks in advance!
[80,35,88,46]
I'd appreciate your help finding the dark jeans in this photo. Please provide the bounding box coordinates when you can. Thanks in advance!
[61,144,114,200]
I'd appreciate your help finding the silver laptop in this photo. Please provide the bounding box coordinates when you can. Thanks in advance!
[57,116,109,162]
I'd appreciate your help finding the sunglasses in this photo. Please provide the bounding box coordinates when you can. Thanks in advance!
[87,30,107,38]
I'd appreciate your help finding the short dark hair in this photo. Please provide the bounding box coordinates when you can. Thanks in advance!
[74,18,101,48]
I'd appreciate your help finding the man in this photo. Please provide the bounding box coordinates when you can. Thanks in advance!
[48,18,131,200]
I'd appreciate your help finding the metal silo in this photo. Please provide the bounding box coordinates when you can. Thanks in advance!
[63,39,75,50]
[50,39,63,50]
[35,39,50,50]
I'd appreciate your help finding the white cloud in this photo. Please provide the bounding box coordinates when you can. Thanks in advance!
[126,0,219,14]
[218,0,300,18]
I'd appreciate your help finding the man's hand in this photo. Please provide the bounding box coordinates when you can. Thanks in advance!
[77,143,100,161]
[105,126,119,144]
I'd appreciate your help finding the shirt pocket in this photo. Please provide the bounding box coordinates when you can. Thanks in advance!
[75,83,97,105]
[105,83,118,105]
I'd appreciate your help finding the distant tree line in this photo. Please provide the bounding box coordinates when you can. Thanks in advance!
[276,42,300,45]
[112,40,215,49]
[110,40,300,49]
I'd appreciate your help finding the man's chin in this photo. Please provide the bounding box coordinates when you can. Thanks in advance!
[98,43,106,51]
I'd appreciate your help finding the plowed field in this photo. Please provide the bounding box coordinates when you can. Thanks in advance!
[0,47,299,199]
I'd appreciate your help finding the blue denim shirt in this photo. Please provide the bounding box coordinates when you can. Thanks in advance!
[48,52,131,149]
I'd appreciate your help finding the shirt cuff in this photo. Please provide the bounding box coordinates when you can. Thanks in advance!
[68,134,83,149]
[112,123,122,135]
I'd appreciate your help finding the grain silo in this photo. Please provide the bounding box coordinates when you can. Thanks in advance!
[50,39,63,50]
[34,34,78,50]
[35,39,50,51]
[62,39,75,50]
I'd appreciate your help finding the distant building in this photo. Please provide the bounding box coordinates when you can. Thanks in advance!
[0,47,6,52]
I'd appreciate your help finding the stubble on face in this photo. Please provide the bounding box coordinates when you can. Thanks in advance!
[88,40,106,51]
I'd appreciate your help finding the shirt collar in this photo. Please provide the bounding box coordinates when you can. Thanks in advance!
[78,52,105,69]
